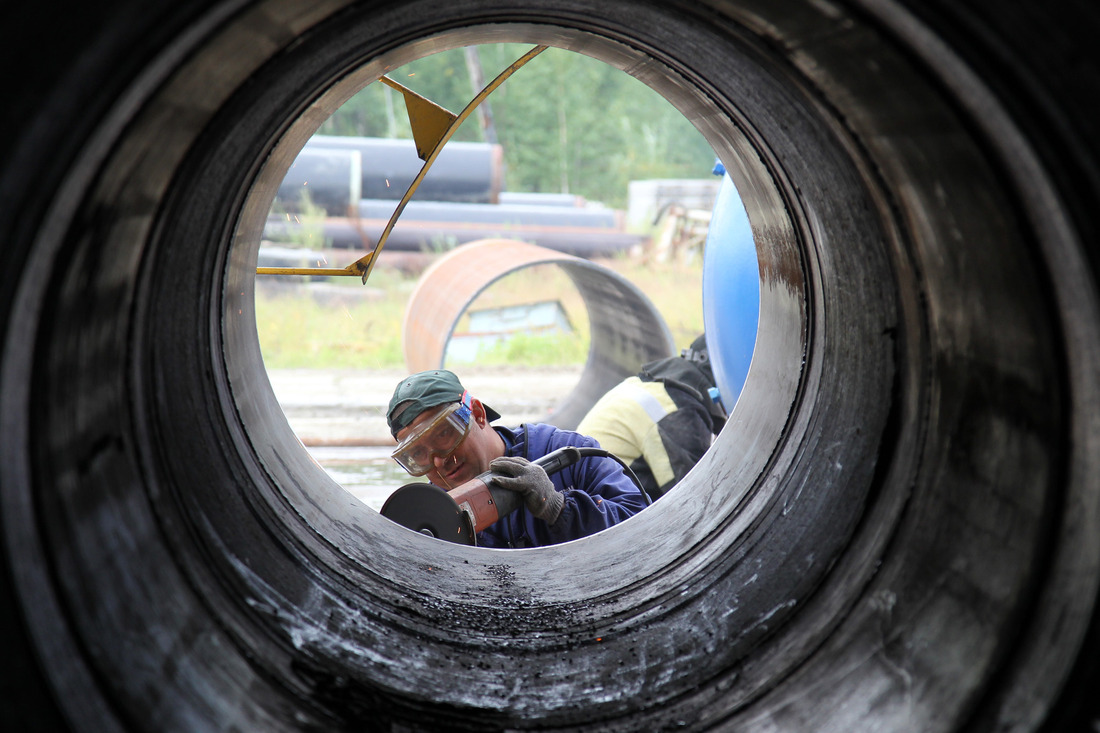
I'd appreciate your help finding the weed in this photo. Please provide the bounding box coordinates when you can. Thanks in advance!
[255,256,703,369]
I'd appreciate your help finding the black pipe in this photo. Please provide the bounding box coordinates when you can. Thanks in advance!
[283,135,503,204]
[3,1,1100,731]
[262,214,646,256]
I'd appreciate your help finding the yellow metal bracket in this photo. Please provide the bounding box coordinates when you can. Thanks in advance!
[379,76,457,161]
[256,44,548,284]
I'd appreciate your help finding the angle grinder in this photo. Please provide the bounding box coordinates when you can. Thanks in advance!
[380,446,586,546]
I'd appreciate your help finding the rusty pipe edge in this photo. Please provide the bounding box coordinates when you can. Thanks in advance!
[401,238,676,428]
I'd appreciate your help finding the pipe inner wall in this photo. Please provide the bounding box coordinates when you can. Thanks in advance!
[1,0,1098,730]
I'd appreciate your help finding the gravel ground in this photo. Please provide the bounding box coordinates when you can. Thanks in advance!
[268,365,585,446]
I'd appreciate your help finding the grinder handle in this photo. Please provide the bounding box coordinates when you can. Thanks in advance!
[480,447,584,524]
[530,446,583,475]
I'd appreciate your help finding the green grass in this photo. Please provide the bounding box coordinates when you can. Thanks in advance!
[471,330,591,366]
[255,254,705,369]
[255,273,413,370]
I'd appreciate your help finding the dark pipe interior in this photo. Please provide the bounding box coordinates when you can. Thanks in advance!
[2,1,1098,730]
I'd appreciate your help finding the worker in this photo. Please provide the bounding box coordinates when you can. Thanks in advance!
[387,369,648,548]
[575,334,726,502]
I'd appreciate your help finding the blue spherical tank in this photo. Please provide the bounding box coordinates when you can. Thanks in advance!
[702,170,759,413]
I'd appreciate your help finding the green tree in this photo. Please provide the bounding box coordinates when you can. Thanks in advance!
[317,44,716,209]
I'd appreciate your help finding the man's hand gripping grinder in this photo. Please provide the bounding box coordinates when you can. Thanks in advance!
[380,446,583,546]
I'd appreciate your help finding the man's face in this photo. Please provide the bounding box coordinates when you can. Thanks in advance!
[396,399,503,489]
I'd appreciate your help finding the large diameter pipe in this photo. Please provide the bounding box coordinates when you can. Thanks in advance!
[4,2,1100,732]
[401,238,676,429]
[356,198,621,228]
[273,147,362,217]
[263,214,645,256]
[305,135,503,203]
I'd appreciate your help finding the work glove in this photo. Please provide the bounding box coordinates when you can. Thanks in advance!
[489,456,565,525]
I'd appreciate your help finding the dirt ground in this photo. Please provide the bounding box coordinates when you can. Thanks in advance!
[267,365,585,446]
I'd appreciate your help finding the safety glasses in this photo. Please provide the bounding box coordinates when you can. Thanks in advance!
[390,395,473,476]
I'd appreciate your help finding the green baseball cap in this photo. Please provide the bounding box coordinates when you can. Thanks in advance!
[386,369,501,437]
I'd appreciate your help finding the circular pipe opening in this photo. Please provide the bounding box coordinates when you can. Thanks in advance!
[221,17,814,595]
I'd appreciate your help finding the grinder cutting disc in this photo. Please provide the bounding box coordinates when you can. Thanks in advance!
[380,483,476,545]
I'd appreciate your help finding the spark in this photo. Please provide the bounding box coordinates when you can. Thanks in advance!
[385,178,390,188]
[343,306,352,321]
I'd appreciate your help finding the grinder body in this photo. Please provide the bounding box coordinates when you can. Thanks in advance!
[448,471,522,535]
[380,447,583,545]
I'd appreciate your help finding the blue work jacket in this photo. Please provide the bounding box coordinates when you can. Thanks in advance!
[475,423,648,548]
